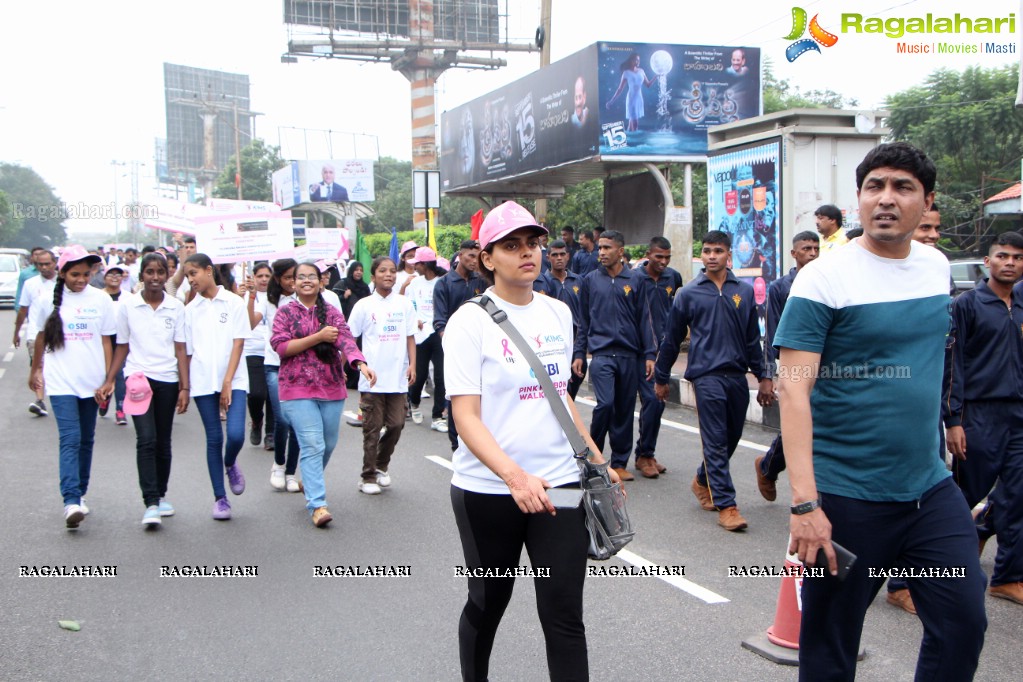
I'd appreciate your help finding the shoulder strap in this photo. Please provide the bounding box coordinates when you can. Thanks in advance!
[474,295,589,459]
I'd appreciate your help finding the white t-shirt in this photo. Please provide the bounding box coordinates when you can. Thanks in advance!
[259,293,296,367]
[395,270,413,294]
[184,286,251,396]
[405,275,438,344]
[347,291,417,393]
[117,292,186,382]
[321,288,343,315]
[32,285,116,398]
[19,274,57,338]
[243,291,268,357]
[176,279,191,303]
[443,289,579,494]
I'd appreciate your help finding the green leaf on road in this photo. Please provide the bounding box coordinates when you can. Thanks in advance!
[57,620,81,631]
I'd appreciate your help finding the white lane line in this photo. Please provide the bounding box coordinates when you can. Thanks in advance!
[616,548,730,604]
[425,455,454,471]
[0,368,6,379]
[424,455,729,603]
[3,351,13,363]
[574,397,769,453]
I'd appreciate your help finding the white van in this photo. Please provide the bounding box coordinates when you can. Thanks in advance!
[0,248,30,308]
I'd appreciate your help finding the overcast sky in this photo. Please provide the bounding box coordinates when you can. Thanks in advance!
[0,0,1017,236]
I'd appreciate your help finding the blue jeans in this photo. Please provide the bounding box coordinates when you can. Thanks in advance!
[281,399,343,513]
[50,395,99,505]
[194,390,247,499]
[265,366,300,474]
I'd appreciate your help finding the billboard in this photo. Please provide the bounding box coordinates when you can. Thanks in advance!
[163,64,252,175]
[284,0,499,43]
[598,42,761,160]
[440,45,600,192]
[272,160,376,208]
[707,138,782,333]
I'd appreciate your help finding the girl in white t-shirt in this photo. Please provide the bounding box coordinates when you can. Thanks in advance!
[183,253,250,521]
[347,257,418,495]
[443,202,617,681]
[404,247,445,429]
[242,262,273,449]
[99,253,188,527]
[30,246,115,529]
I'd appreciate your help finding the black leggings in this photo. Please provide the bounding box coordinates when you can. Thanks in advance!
[450,485,589,682]
[409,333,445,419]
[245,355,274,435]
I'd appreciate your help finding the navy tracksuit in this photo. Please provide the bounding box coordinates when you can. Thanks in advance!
[433,268,485,450]
[634,265,683,458]
[575,265,654,468]
[570,248,599,277]
[534,270,586,398]
[654,270,767,510]
[942,279,1023,586]
[759,267,796,482]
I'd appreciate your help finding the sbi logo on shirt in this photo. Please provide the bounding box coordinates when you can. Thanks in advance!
[528,364,560,378]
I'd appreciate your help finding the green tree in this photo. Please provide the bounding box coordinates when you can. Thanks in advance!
[0,163,67,248]
[545,179,604,231]
[762,57,858,114]
[885,64,1023,248]
[212,139,285,202]
[0,190,22,244]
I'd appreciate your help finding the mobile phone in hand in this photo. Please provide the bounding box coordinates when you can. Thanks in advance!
[545,487,584,509]
[814,541,857,581]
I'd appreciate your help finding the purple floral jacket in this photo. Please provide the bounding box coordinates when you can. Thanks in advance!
[270,299,365,401]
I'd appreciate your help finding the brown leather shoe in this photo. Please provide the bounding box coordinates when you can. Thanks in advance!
[691,476,715,511]
[311,507,333,528]
[989,582,1023,605]
[886,588,917,615]
[611,467,635,482]
[650,457,667,474]
[717,506,748,531]
[753,456,777,502]
[635,456,659,479]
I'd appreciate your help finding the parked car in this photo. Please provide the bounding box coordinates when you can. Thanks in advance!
[0,248,30,308]
[949,259,989,297]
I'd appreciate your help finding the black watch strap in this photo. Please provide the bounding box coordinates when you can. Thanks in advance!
[791,499,821,515]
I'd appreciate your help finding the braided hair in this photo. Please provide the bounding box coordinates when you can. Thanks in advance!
[295,262,339,366]
[42,274,66,352]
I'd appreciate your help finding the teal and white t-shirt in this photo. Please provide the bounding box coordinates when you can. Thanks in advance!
[774,239,951,502]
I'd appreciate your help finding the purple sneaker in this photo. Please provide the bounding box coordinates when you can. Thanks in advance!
[212,497,231,520]
[226,464,245,495]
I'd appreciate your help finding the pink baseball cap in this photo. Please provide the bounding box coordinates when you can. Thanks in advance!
[314,259,330,274]
[437,257,451,271]
[407,246,437,264]
[123,372,153,416]
[400,240,419,255]
[478,201,547,250]
[57,244,102,271]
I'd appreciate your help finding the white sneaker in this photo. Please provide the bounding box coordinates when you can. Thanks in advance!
[270,463,286,491]
[359,479,382,495]
[285,475,302,493]
[79,499,90,516]
[411,407,423,425]
[376,469,391,488]
[422,389,430,398]
[431,418,448,433]
[64,504,85,529]
[142,506,162,527]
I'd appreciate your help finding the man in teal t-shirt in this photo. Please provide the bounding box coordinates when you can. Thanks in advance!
[774,142,986,680]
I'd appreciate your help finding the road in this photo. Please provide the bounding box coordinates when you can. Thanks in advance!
[0,309,1018,681]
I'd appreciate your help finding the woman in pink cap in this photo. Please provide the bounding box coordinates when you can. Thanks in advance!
[405,246,447,431]
[30,245,116,529]
[444,202,616,680]
[396,240,418,294]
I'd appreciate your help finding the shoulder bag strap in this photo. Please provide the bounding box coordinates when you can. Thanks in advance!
[474,295,590,460]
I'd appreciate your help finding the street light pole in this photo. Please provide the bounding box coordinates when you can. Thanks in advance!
[111,160,126,239]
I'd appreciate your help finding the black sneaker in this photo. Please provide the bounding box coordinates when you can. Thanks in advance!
[29,400,48,417]
[249,419,263,446]
[263,432,275,451]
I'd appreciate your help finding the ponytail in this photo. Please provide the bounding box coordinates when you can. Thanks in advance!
[311,291,338,365]
[42,277,66,352]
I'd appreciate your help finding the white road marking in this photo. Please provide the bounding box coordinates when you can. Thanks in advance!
[425,455,453,471]
[424,454,730,603]
[3,352,13,363]
[0,368,6,379]
[574,397,770,453]
[615,548,730,604]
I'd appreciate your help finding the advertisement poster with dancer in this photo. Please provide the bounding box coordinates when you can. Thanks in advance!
[707,139,781,334]
[598,42,761,159]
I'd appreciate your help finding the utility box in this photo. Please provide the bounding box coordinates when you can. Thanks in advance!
[707,108,889,282]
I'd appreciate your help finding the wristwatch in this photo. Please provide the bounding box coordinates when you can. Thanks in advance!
[790,499,821,515]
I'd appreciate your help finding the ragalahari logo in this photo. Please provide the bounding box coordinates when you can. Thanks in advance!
[785,7,839,62]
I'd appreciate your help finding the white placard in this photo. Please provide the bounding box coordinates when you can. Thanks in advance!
[305,227,351,260]
[194,211,296,265]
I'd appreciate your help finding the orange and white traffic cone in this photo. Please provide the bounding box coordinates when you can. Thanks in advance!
[765,547,804,649]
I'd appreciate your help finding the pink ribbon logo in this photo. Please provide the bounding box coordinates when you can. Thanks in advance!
[501,339,513,357]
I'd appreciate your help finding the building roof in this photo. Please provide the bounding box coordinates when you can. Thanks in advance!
[984,183,1021,204]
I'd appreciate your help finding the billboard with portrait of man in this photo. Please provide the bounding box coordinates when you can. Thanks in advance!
[272,160,376,208]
